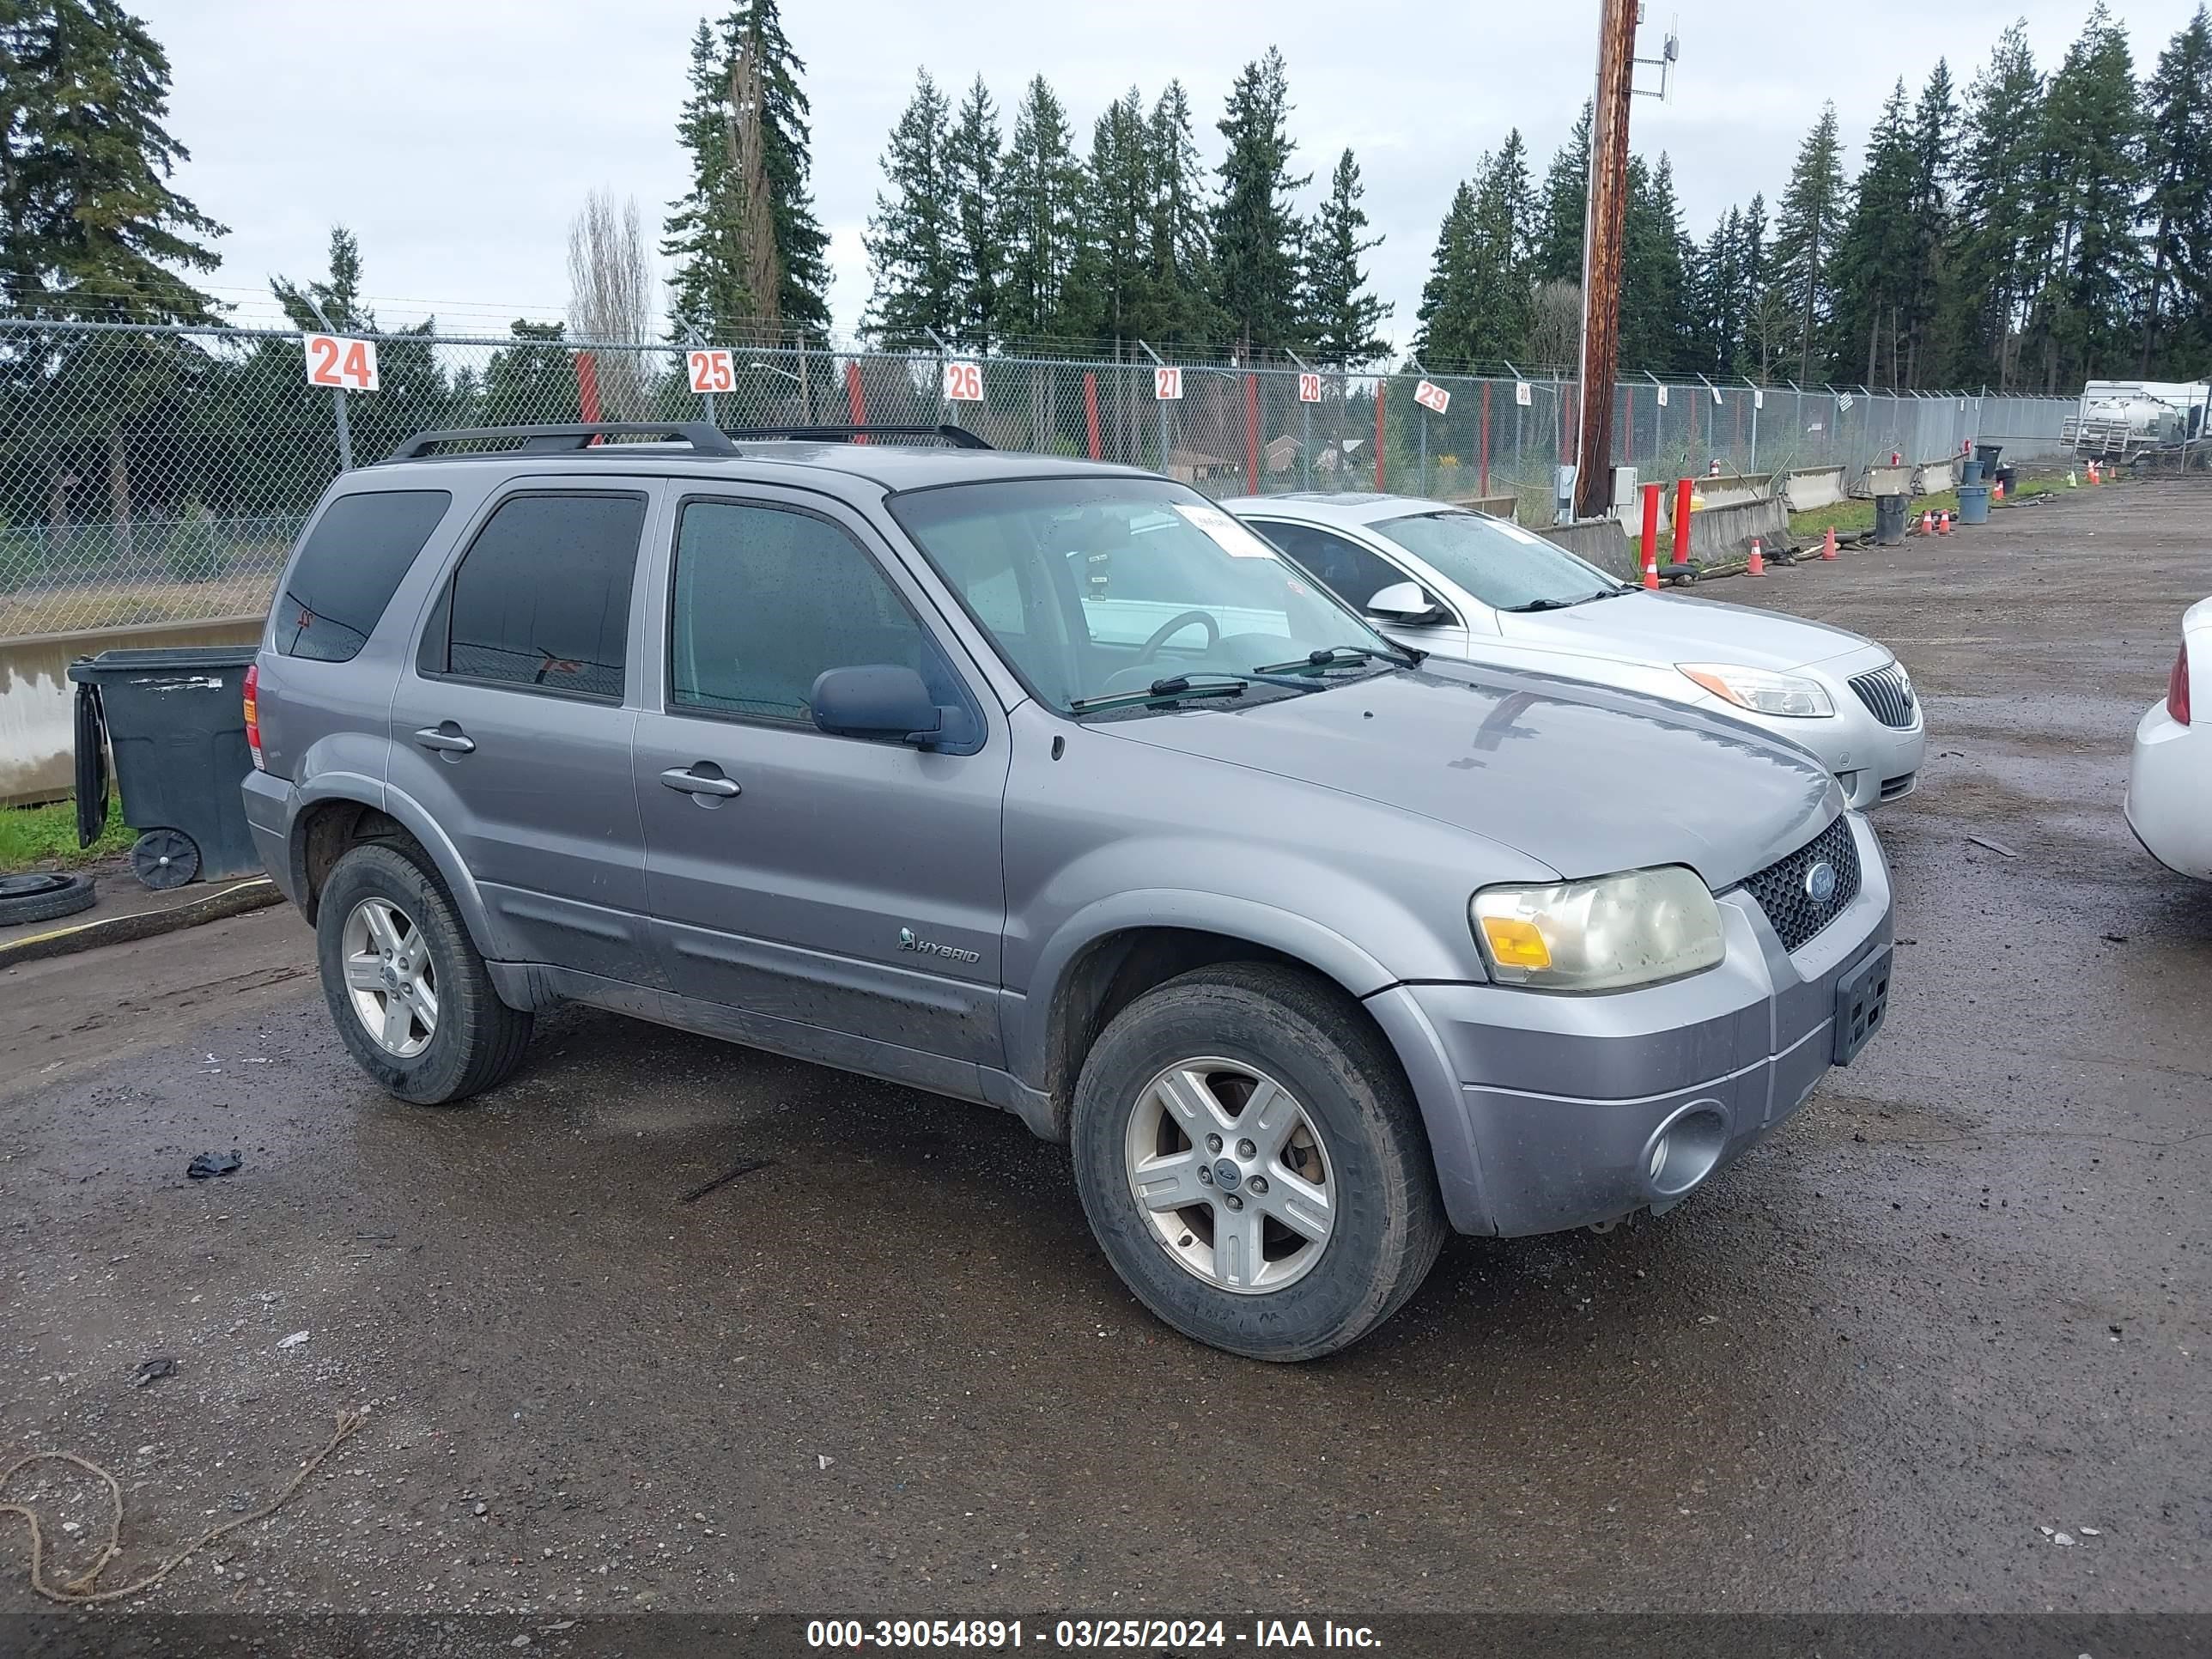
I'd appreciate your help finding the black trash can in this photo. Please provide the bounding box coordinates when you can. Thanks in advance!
[1874,493,1908,546]
[67,647,260,889]
[1974,442,2004,471]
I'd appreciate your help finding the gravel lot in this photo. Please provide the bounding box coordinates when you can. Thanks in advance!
[3,481,2206,1655]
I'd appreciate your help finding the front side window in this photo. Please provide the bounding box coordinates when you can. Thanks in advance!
[1370,510,1624,612]
[429,493,644,700]
[277,489,452,662]
[1251,520,1416,613]
[670,501,965,726]
[890,477,1394,712]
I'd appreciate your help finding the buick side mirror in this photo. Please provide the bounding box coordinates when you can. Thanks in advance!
[811,664,951,747]
[1366,581,1447,625]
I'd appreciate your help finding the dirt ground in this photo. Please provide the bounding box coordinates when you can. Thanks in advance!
[1,483,2207,1656]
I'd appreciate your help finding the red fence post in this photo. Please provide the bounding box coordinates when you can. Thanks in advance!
[1083,372,1102,460]
[574,352,603,424]
[1244,374,1260,490]
[1479,380,1492,496]
[1674,475,1694,563]
[844,360,867,437]
[1373,380,1386,491]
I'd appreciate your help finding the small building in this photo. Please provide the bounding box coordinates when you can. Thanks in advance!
[1165,447,1238,486]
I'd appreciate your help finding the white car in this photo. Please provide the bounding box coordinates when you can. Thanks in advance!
[1228,493,1927,810]
[2125,595,2211,878]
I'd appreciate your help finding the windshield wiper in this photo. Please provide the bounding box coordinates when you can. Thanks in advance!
[1250,643,1422,675]
[1500,592,1618,612]
[1067,675,1253,715]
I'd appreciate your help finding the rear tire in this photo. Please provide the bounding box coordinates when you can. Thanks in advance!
[316,841,531,1105]
[1070,963,1445,1361]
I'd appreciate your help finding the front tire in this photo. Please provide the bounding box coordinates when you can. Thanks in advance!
[315,841,532,1105]
[1070,963,1445,1361]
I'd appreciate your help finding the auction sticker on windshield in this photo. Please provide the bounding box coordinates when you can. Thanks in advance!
[1173,501,1281,557]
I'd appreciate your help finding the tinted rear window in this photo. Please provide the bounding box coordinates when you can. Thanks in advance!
[428,493,644,701]
[276,490,452,662]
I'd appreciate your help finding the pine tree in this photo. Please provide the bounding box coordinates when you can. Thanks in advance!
[661,3,831,339]
[0,0,223,322]
[1833,81,1923,387]
[1951,24,2045,386]
[1621,153,1692,372]
[1413,181,1480,364]
[1899,61,1958,385]
[1467,131,1534,362]
[1138,82,1220,346]
[1533,103,1593,283]
[1071,89,1151,350]
[862,70,958,345]
[944,76,1004,349]
[2028,2,2144,386]
[2139,5,2212,374]
[271,226,372,333]
[1768,105,1848,382]
[1211,46,1310,354]
[1300,149,1389,364]
[995,76,1085,341]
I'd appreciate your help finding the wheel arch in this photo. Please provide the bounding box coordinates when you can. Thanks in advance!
[289,780,501,957]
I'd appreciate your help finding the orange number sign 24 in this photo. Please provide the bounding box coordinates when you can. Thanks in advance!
[302,334,380,392]
[686,349,736,395]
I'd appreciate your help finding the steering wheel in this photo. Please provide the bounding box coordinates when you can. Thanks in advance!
[1135,610,1219,665]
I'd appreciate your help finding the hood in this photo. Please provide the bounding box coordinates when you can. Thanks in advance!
[1103,662,1838,889]
[1496,591,1881,674]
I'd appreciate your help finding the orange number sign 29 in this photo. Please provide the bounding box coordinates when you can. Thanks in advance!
[302,334,380,392]
[943,361,984,401]
[687,349,736,395]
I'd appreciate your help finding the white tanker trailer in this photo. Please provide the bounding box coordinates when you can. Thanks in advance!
[2062,379,2209,462]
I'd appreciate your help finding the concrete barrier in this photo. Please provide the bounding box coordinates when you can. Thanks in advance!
[1,614,263,806]
[1539,517,1637,580]
[1674,495,1792,568]
[1782,465,1847,513]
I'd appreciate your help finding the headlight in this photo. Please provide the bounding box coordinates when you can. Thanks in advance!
[1471,866,1725,991]
[1678,662,1835,718]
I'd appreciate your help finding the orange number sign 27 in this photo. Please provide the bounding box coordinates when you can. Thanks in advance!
[687,349,736,395]
[302,334,380,392]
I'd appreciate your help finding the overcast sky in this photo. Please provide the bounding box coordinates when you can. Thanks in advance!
[136,0,2204,348]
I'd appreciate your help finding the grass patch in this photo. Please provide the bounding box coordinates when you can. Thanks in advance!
[1787,472,2068,538]
[0,793,131,873]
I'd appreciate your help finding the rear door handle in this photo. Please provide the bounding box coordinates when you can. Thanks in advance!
[413,724,476,755]
[660,766,740,798]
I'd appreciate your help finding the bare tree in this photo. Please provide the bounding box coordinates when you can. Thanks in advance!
[566,190,653,418]
[1522,280,1582,374]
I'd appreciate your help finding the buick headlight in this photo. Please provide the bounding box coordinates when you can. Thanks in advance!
[1471,866,1725,991]
[1678,662,1835,718]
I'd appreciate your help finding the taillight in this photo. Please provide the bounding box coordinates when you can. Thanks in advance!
[243,661,264,769]
[2169,641,2191,726]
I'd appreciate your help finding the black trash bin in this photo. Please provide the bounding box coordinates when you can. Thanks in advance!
[1974,442,2004,471]
[1874,493,1908,546]
[67,647,260,889]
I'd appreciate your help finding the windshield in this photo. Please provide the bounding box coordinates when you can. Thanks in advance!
[1371,510,1625,611]
[890,477,1400,712]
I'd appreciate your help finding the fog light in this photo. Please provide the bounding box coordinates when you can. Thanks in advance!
[1644,1104,1729,1199]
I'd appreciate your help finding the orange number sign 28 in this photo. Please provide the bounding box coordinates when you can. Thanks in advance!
[687,349,736,395]
[302,334,380,392]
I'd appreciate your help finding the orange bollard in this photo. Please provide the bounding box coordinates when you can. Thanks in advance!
[1746,537,1766,576]
[1639,481,1662,591]
[1820,527,1838,561]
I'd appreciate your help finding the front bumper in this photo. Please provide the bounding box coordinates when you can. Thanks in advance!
[1731,684,1924,810]
[1369,812,1894,1237]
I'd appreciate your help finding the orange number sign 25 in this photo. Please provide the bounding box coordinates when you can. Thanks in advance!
[302,334,380,392]
[687,349,736,395]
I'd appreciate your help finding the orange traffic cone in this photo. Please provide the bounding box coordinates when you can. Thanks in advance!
[1993,477,2005,502]
[1820,527,1838,561]
[1746,537,1766,576]
[1920,509,1935,536]
[2087,460,2100,484]
[1641,543,1660,591]
[1937,510,1951,536]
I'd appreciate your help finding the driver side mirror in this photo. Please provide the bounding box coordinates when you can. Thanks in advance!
[811,664,963,749]
[1365,581,1449,626]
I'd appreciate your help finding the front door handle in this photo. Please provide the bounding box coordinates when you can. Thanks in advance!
[660,766,740,798]
[413,723,476,755]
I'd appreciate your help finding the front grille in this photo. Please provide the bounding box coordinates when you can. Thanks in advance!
[1849,662,1917,728]
[1741,815,1862,953]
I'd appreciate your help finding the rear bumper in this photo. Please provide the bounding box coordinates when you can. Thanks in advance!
[240,769,303,908]
[2125,698,2212,879]
[1371,812,1893,1237]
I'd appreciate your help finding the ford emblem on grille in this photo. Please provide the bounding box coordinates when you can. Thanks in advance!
[1803,860,1838,904]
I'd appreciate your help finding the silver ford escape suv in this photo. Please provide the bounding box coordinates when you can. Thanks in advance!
[242,421,1894,1361]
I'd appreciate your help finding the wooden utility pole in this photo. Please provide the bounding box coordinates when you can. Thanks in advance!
[1571,0,1639,520]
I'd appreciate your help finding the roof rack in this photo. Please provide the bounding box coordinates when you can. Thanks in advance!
[386,422,737,460]
[724,423,994,450]
[382,421,994,463]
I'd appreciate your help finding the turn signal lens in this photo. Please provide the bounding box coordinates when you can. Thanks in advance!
[243,661,264,770]
[1477,915,1553,970]
[2170,641,2191,726]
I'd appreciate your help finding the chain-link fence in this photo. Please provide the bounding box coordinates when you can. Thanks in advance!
[0,318,2078,640]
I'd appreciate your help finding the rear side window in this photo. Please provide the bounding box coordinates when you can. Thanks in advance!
[1255,520,1411,613]
[424,493,645,702]
[276,490,452,662]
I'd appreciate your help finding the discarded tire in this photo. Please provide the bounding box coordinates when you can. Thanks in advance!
[0,872,97,926]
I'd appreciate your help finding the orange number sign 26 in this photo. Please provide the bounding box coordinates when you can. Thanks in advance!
[302,334,380,392]
[687,349,736,395]
[943,361,984,402]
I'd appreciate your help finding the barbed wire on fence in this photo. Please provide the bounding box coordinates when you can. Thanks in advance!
[0,317,2076,641]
